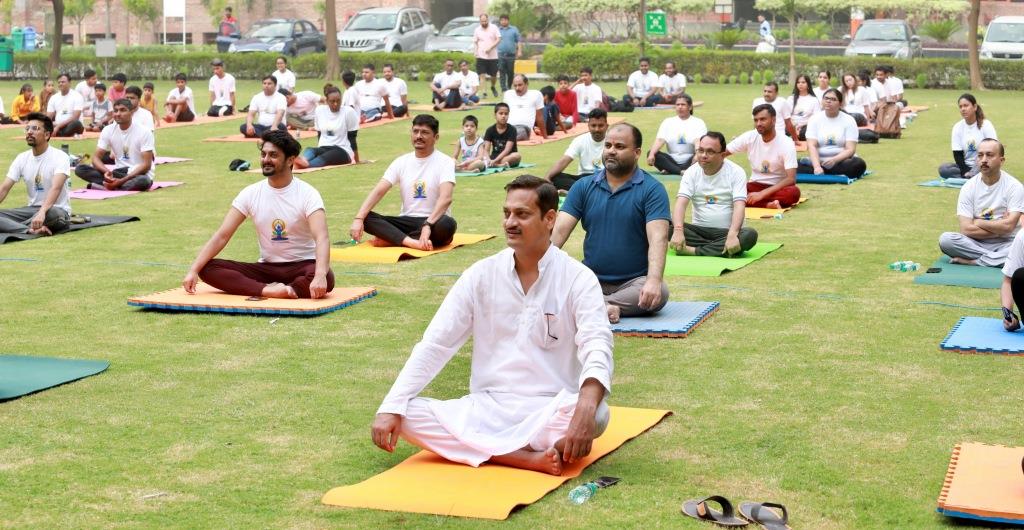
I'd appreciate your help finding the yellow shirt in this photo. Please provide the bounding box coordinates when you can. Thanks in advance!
[140,95,157,113]
[11,95,39,119]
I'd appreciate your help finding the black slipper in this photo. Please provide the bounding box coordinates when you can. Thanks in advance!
[738,501,791,530]
[681,495,749,527]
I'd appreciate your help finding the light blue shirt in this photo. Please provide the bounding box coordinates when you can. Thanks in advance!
[498,25,521,57]
[760,20,772,38]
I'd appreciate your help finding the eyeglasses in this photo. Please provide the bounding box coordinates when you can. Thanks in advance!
[23,125,43,133]
[695,149,722,156]
[822,96,840,102]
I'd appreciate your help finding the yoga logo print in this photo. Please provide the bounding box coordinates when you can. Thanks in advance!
[967,140,977,155]
[705,195,718,205]
[34,173,43,192]
[826,134,837,147]
[413,179,427,199]
[760,160,770,173]
[980,207,995,221]
[271,219,289,241]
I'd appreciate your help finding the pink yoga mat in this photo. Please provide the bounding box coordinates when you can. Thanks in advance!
[70,181,184,200]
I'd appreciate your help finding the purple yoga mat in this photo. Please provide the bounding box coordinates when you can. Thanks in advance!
[70,181,184,200]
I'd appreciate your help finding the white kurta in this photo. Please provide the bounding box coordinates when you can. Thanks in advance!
[377,245,614,466]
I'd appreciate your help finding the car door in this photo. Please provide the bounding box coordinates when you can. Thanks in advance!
[398,12,414,51]
[413,11,431,51]
[291,22,305,54]
[306,21,322,51]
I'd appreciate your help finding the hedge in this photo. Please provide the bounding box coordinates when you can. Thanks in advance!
[12,50,475,81]
[540,44,1024,90]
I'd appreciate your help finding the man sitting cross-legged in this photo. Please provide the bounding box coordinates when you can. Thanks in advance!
[350,114,457,251]
[939,139,1023,267]
[725,104,800,209]
[75,98,155,191]
[182,130,334,300]
[371,174,613,475]
[240,76,287,138]
[646,94,707,175]
[544,108,609,192]
[671,132,758,257]
[552,122,671,324]
[0,113,73,236]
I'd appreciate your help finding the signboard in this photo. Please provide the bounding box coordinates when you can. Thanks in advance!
[163,0,185,18]
[645,12,666,36]
[95,38,116,58]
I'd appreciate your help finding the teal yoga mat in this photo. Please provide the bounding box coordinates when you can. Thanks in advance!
[455,163,535,177]
[912,256,1003,289]
[918,178,967,189]
[0,355,109,401]
[663,243,783,277]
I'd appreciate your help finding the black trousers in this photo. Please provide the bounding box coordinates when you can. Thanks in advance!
[653,152,693,175]
[551,172,591,192]
[1011,269,1024,314]
[498,56,516,91]
[391,105,407,118]
[797,157,867,179]
[363,211,457,248]
[55,120,84,137]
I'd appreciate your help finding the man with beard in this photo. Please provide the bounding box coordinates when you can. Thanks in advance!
[543,109,609,192]
[552,123,671,324]
[0,113,73,236]
[75,98,155,191]
[725,104,800,209]
[182,130,334,300]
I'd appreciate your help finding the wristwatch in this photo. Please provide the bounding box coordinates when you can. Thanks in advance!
[423,220,436,229]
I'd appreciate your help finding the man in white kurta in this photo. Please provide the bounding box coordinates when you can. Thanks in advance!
[372,175,613,475]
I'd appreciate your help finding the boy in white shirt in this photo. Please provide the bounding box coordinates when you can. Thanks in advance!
[658,61,686,104]
[75,98,155,191]
[647,94,707,175]
[86,83,112,132]
[207,58,236,116]
[624,57,662,107]
[571,67,604,120]
[164,73,196,123]
[0,113,72,235]
[240,76,287,138]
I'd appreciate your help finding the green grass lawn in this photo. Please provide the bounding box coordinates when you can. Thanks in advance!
[2,76,1023,528]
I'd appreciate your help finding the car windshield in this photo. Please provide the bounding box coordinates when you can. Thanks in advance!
[854,24,906,42]
[446,24,477,37]
[247,22,292,39]
[986,23,1024,43]
[345,13,398,31]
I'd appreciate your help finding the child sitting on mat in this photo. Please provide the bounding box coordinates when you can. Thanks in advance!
[453,115,486,173]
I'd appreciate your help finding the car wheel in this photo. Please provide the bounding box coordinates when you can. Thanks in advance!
[391,45,401,53]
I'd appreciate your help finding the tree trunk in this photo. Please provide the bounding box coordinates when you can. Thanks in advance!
[788,16,796,84]
[47,0,65,78]
[968,0,984,90]
[324,0,339,80]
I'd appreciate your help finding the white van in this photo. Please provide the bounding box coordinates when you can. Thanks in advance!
[981,16,1024,60]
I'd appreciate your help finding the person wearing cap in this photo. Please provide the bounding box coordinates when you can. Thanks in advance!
[208,58,236,117]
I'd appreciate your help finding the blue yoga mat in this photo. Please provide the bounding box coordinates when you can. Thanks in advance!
[940,316,1024,354]
[611,301,719,338]
[0,355,110,401]
[918,178,967,189]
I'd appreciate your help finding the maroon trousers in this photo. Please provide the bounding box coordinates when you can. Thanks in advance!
[746,181,801,208]
[199,259,335,298]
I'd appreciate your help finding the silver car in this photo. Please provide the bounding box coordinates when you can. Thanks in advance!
[425,16,486,53]
[337,7,435,53]
[843,19,922,59]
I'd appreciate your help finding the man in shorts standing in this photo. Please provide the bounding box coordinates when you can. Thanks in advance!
[473,14,501,98]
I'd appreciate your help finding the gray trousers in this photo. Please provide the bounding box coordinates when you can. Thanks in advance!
[684,224,759,256]
[939,231,1013,267]
[600,275,669,317]
[938,162,974,179]
[0,206,70,234]
[286,113,315,130]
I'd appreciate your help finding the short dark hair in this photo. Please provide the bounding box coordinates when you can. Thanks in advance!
[278,88,292,97]
[277,55,288,64]
[699,131,727,153]
[94,83,106,92]
[57,72,70,82]
[125,86,142,98]
[412,114,440,134]
[363,63,375,71]
[588,108,607,121]
[462,115,478,126]
[24,112,53,134]
[494,102,510,113]
[505,174,559,216]
[665,61,676,69]
[500,14,509,20]
[111,73,127,83]
[113,98,134,111]
[580,67,593,75]
[764,81,779,91]
[980,137,1004,157]
[143,82,154,90]
[823,87,843,104]
[639,56,650,64]
[263,75,277,85]
[752,103,776,117]
[261,129,301,159]
[610,122,642,149]
[174,73,187,82]
[382,63,394,70]
[540,85,555,100]
[324,85,341,98]
[459,59,468,66]
[556,74,571,83]
[341,70,356,87]
[84,69,96,79]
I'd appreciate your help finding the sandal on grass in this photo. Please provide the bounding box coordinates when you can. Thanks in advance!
[681,495,749,527]
[738,501,791,530]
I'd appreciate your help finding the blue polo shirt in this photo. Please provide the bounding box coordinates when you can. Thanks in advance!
[561,167,671,283]
[497,25,521,57]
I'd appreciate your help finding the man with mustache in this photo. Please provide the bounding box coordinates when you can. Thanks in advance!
[0,113,72,236]
[725,104,800,209]
[350,114,457,251]
[182,130,334,300]
[551,122,671,324]
[543,108,609,192]
[939,139,1023,268]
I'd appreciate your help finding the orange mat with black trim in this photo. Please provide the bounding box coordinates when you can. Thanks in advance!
[245,161,375,174]
[127,283,376,316]
[517,117,625,146]
[745,197,808,220]
[936,442,1024,525]
[330,233,495,264]
[322,406,672,519]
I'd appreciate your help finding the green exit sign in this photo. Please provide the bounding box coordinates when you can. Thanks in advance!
[645,12,667,36]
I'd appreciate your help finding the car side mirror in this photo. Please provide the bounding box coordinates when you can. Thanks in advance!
[400,26,408,34]
[842,34,851,41]
[230,32,241,39]
[910,35,921,42]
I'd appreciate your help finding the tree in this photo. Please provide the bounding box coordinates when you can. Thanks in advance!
[967,0,983,90]
[123,0,159,44]
[48,0,65,78]
[755,0,798,83]
[324,0,339,80]
[64,0,96,45]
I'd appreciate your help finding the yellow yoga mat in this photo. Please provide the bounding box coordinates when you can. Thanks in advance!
[322,406,672,520]
[330,233,495,264]
[745,197,808,220]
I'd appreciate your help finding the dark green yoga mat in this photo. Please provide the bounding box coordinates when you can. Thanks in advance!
[0,215,140,245]
[0,355,110,401]
[912,256,1003,289]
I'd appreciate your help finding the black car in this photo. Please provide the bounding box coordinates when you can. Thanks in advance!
[228,19,325,56]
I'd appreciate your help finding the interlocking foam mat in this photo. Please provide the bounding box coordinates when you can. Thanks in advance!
[127,284,377,316]
[940,316,1024,355]
[611,301,719,338]
[936,442,1024,525]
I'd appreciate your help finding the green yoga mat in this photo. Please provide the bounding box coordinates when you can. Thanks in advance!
[663,243,783,277]
[455,163,536,177]
[0,355,110,401]
[912,256,1003,289]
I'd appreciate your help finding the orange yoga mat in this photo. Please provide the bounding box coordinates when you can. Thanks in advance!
[159,113,243,129]
[245,160,375,175]
[937,442,1024,524]
[517,117,625,147]
[903,105,930,114]
[322,406,672,519]
[331,233,495,264]
[745,197,808,220]
[127,283,377,316]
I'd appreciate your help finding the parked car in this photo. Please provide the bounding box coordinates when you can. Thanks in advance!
[843,19,922,59]
[981,16,1024,60]
[424,16,489,53]
[337,7,435,53]
[228,19,325,56]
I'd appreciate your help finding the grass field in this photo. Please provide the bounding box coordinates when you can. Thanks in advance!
[1,75,1023,528]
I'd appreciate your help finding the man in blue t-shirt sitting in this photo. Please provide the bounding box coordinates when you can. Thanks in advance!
[551,122,671,323]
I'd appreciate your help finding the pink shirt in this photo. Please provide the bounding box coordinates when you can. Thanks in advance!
[474,24,500,60]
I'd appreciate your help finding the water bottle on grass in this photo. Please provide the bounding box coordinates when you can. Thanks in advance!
[567,476,620,505]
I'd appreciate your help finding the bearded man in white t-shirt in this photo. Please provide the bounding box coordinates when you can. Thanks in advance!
[240,76,287,138]
[350,114,458,251]
[624,57,662,108]
[75,98,155,192]
[725,104,800,209]
[544,108,609,192]
[751,82,796,139]
[939,139,1024,268]
[658,61,686,104]
[0,113,72,236]
[183,130,334,300]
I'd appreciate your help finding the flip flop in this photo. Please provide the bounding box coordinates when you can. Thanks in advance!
[738,501,791,530]
[681,495,749,527]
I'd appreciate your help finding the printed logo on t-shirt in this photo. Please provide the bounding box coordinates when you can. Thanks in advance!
[760,160,770,173]
[826,134,837,147]
[122,146,130,161]
[980,207,995,221]
[593,156,604,169]
[967,140,978,154]
[34,173,44,192]
[271,219,289,241]
[677,134,686,145]
[413,179,427,199]
[705,195,718,205]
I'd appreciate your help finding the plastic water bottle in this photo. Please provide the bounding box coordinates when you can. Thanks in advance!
[888,261,920,272]
[568,482,598,504]
[772,212,784,219]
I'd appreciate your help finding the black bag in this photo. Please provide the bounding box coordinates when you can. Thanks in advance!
[608,97,634,113]
[858,129,879,143]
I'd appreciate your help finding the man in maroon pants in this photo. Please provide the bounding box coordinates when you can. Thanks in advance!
[724,104,800,209]
[182,129,334,299]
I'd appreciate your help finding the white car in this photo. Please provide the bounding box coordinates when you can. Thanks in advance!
[981,16,1024,60]
[338,7,435,53]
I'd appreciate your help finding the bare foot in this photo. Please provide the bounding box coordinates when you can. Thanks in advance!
[490,447,563,475]
[766,200,782,209]
[293,156,310,169]
[27,226,52,236]
[262,282,298,299]
[950,257,978,266]
[369,238,394,247]
[607,304,621,324]
[403,238,432,251]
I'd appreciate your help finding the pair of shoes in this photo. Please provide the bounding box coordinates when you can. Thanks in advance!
[681,496,789,529]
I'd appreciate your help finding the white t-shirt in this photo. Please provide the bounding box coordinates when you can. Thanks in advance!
[626,70,660,98]
[843,87,871,115]
[863,85,879,105]
[209,73,236,106]
[47,90,85,123]
[342,86,360,110]
[659,74,686,96]
[752,96,792,135]
[952,119,998,169]
[656,115,708,165]
[355,78,388,111]
[381,150,457,217]
[1001,229,1024,277]
[165,86,196,115]
[248,91,288,127]
[98,123,156,180]
[503,89,544,129]
[573,83,603,116]
[812,86,829,102]
[75,81,96,107]
[564,133,604,175]
[871,79,888,101]
[790,94,820,128]
[678,158,748,229]
[382,77,408,104]
[458,135,485,162]
[288,90,321,120]
[432,71,463,97]
[230,178,325,263]
[272,69,296,93]
[957,171,1024,230]
[805,111,858,158]
[132,108,156,133]
[726,129,798,186]
[885,77,904,98]
[5,146,72,214]
[459,71,480,98]
[314,105,357,156]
